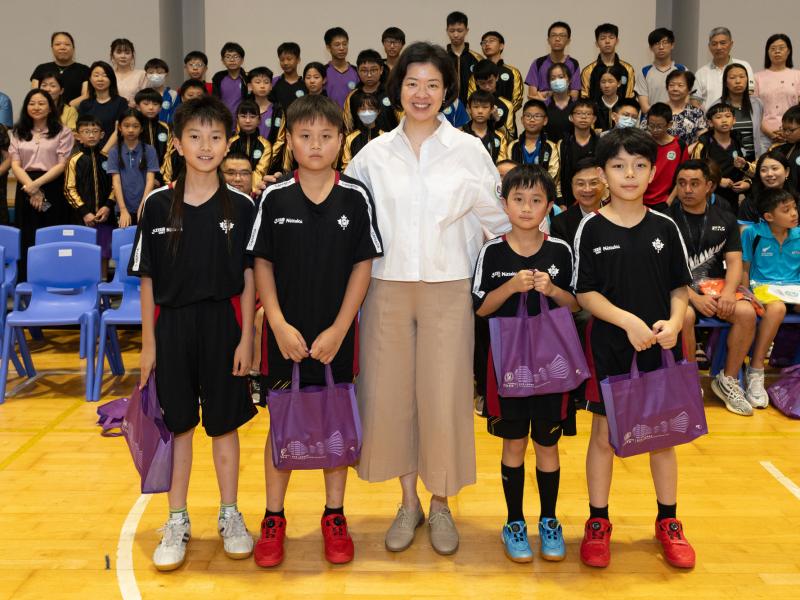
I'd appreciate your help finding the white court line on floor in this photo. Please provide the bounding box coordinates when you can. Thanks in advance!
[760,461,800,501]
[117,494,152,600]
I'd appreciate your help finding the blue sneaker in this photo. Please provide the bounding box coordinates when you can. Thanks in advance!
[501,520,533,563]
[539,518,566,561]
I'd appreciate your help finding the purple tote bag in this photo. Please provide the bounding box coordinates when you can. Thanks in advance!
[121,372,174,493]
[268,363,362,470]
[768,364,800,418]
[96,396,129,437]
[601,349,708,458]
[488,291,589,397]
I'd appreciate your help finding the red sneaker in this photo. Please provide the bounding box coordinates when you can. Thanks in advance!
[321,514,354,564]
[655,518,696,568]
[254,515,286,567]
[580,517,612,567]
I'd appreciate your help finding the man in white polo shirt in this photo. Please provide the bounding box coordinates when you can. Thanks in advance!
[694,27,754,110]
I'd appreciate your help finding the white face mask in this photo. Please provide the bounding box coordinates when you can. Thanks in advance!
[358,110,378,125]
[147,73,166,87]
[617,115,638,128]
[550,78,568,93]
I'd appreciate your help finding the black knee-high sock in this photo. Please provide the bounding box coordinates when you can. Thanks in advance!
[657,501,676,521]
[501,463,525,523]
[536,468,560,520]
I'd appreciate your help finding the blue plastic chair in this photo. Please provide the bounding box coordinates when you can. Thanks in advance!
[0,226,21,307]
[35,225,97,246]
[93,244,141,401]
[0,246,25,379]
[0,242,101,403]
[99,226,137,304]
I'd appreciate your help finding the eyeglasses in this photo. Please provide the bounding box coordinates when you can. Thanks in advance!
[782,125,800,134]
[223,53,242,61]
[572,112,595,118]
[186,62,205,69]
[522,113,546,121]
[383,39,402,46]
[222,170,252,179]
[79,128,102,135]
[653,40,672,48]
[549,33,569,39]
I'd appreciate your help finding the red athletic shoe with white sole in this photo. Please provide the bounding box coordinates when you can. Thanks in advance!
[321,514,354,564]
[655,518,696,568]
[254,515,286,567]
[580,517,612,568]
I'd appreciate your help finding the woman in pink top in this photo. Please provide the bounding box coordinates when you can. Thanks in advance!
[111,38,147,107]
[9,89,74,278]
[754,34,800,143]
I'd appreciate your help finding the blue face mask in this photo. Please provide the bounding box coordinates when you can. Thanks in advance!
[550,78,568,93]
[617,115,638,128]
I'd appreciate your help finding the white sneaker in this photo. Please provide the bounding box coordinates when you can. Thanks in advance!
[218,510,254,559]
[745,368,769,409]
[153,516,191,571]
[711,373,753,416]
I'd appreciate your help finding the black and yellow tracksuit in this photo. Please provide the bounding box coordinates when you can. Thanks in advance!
[228,130,272,185]
[161,138,185,184]
[141,117,171,182]
[63,144,114,219]
[342,87,400,134]
[340,127,384,171]
[461,122,508,164]
[466,59,524,114]
[447,43,483,103]
[580,54,636,101]
[507,131,561,196]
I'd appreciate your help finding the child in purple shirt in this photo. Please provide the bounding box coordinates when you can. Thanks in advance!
[211,42,248,119]
[323,27,359,107]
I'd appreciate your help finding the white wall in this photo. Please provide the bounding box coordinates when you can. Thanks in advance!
[0,0,164,121]
[203,0,658,84]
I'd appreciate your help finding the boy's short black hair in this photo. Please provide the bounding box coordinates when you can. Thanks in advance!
[446,11,468,27]
[782,105,800,124]
[571,98,597,116]
[548,21,571,38]
[75,114,103,131]
[248,66,274,80]
[758,187,797,216]
[573,156,600,176]
[675,159,711,181]
[648,27,675,47]
[237,99,260,117]
[522,98,548,114]
[357,49,383,67]
[144,58,168,72]
[285,94,344,134]
[595,23,619,39]
[647,102,672,123]
[706,102,735,120]
[382,27,406,44]
[473,59,499,81]
[501,164,557,201]
[134,87,162,105]
[184,50,208,65]
[277,42,300,57]
[496,158,518,170]
[386,42,458,111]
[223,151,252,165]
[666,69,695,91]
[704,158,722,186]
[467,89,494,106]
[220,42,245,59]
[179,78,208,97]
[481,31,505,45]
[612,98,641,113]
[596,127,657,168]
[173,95,233,141]
[324,27,349,45]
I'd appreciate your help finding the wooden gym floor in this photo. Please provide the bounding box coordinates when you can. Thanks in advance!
[0,329,799,599]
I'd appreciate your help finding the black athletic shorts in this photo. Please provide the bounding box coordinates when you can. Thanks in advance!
[154,297,257,436]
[486,415,564,446]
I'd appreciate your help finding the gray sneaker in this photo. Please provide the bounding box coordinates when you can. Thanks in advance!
[711,373,753,416]
[745,368,769,409]
[428,508,459,555]
[385,504,425,552]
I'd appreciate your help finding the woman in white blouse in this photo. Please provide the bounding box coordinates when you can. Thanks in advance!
[345,42,509,556]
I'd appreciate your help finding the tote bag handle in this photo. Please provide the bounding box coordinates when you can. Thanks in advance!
[291,362,337,391]
[629,348,676,379]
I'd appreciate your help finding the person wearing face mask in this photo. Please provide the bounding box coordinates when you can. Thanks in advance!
[340,93,385,171]
[144,58,180,125]
[342,49,398,135]
[544,63,576,143]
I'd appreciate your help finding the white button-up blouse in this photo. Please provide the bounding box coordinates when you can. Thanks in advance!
[345,115,510,282]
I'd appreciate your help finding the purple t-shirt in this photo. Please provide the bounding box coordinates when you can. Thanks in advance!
[524,55,581,92]
[220,74,244,118]
[258,104,276,139]
[325,63,359,108]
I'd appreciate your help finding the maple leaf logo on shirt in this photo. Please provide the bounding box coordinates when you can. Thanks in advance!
[219,219,235,233]
[337,215,350,230]
[547,264,559,278]
[652,238,664,253]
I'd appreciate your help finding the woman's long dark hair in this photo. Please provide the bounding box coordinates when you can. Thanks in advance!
[168,96,234,256]
[752,149,795,196]
[116,108,148,172]
[720,63,753,115]
[87,61,120,99]
[13,89,62,141]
